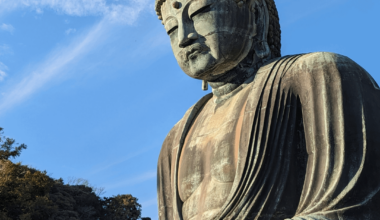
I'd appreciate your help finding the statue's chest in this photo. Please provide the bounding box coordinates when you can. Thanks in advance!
[178,96,245,202]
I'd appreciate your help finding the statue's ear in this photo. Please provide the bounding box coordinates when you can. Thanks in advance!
[251,0,271,59]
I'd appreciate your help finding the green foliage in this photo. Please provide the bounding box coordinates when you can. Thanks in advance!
[102,194,142,220]
[0,160,57,219]
[0,128,148,220]
[0,127,27,160]
[49,181,103,220]
[67,177,105,196]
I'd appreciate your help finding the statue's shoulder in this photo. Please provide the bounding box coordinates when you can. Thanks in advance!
[292,52,356,68]
[260,52,369,80]
[262,52,356,71]
[160,93,213,157]
[255,52,379,93]
[160,117,184,157]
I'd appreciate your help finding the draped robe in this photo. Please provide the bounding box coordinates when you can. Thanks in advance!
[157,52,380,220]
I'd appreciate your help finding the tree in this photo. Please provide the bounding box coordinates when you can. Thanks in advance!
[0,127,27,160]
[0,127,56,219]
[49,179,103,220]
[0,160,57,219]
[0,127,149,220]
[67,177,106,196]
[102,194,142,220]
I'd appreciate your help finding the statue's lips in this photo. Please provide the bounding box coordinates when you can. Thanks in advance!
[185,43,209,61]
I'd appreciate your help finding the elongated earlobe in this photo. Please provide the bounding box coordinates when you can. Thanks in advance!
[251,0,271,60]
[254,40,270,59]
[202,80,208,91]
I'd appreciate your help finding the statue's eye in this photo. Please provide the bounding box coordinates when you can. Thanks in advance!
[164,18,179,35]
[190,5,211,20]
[167,26,178,35]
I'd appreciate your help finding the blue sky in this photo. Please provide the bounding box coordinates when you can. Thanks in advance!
[0,0,379,219]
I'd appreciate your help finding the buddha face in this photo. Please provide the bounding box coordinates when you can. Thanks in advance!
[160,0,257,81]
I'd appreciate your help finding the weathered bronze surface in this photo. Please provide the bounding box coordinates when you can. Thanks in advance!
[156,0,380,219]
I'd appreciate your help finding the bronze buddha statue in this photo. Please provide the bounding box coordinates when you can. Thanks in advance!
[156,0,380,219]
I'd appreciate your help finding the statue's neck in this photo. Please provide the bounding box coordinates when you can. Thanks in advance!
[209,73,244,97]
[208,65,256,103]
[208,49,273,103]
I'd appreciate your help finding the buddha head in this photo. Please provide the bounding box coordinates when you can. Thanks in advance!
[156,0,281,82]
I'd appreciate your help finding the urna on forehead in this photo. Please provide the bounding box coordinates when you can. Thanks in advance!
[159,0,226,21]
[156,0,249,20]
[157,0,221,20]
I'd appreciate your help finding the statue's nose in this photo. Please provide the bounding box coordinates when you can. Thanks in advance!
[178,18,198,48]
[179,33,198,48]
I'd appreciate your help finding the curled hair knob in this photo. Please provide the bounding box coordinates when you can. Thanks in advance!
[172,1,180,9]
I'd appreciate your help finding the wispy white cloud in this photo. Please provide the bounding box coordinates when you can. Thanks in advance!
[0,44,13,56]
[0,62,8,70]
[0,71,6,81]
[104,170,156,190]
[0,20,109,113]
[0,0,149,113]
[65,28,76,35]
[35,8,43,14]
[0,0,150,24]
[87,148,149,177]
[0,0,151,113]
[0,62,8,81]
[0,23,14,33]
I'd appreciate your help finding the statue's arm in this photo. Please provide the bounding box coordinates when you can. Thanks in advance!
[282,52,380,220]
[157,127,177,220]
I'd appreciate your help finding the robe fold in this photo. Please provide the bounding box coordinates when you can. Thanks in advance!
[157,52,380,220]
